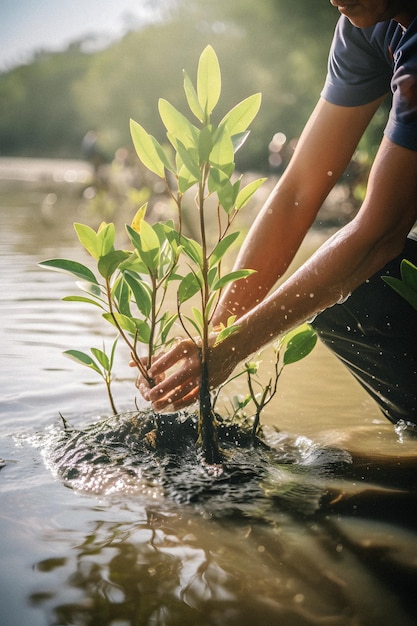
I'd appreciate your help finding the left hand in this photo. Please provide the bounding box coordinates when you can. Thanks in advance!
[133,333,239,412]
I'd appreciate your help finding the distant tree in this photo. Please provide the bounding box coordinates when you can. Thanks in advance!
[1,0,386,168]
[0,42,90,157]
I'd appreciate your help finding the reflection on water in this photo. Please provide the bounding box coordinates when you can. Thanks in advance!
[1,166,417,626]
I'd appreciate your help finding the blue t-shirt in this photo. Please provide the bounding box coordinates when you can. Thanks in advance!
[321,16,417,151]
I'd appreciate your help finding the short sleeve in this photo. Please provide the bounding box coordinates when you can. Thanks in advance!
[384,21,417,151]
[321,17,392,107]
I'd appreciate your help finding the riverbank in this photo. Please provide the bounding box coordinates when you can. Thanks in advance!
[0,156,358,229]
[0,156,92,184]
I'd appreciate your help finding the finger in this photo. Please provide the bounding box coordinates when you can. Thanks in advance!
[149,341,196,377]
[147,370,199,410]
[152,388,199,412]
[171,386,199,410]
[147,362,199,402]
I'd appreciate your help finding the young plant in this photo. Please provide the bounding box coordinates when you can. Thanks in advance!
[214,324,317,439]
[64,338,119,415]
[40,212,179,411]
[40,45,317,470]
[129,45,267,466]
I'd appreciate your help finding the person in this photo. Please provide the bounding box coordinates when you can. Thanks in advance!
[134,0,417,426]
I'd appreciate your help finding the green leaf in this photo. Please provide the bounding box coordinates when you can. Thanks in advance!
[178,164,199,193]
[207,166,231,193]
[112,275,131,317]
[219,93,262,135]
[130,118,168,178]
[63,349,102,375]
[158,98,199,150]
[103,311,137,335]
[178,271,201,302]
[401,259,417,291]
[75,280,103,298]
[140,221,161,268]
[176,138,201,181]
[98,249,130,279]
[73,222,115,260]
[159,312,177,344]
[232,131,251,153]
[73,223,102,259]
[205,290,218,321]
[283,327,317,365]
[214,324,240,346]
[236,178,266,210]
[383,276,417,311]
[198,125,214,163]
[197,45,221,119]
[209,231,240,267]
[212,269,256,292]
[62,295,104,308]
[102,312,150,342]
[91,347,110,371]
[130,203,148,233]
[183,69,205,123]
[123,272,152,318]
[132,318,152,343]
[39,259,98,284]
[98,222,116,256]
[182,314,204,339]
[180,235,203,266]
[217,179,241,214]
[209,126,234,172]
[126,223,160,273]
[191,306,204,333]
[109,336,119,369]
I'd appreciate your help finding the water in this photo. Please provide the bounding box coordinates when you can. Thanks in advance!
[1,159,417,626]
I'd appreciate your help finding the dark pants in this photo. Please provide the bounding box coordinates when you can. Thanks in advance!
[311,235,417,425]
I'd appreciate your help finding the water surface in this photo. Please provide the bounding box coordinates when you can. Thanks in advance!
[1,160,416,626]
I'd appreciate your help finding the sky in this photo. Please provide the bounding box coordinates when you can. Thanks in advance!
[0,0,162,71]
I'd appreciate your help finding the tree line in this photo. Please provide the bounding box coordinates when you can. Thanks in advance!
[0,0,386,171]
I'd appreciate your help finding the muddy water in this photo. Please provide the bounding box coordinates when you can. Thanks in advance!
[1,161,417,626]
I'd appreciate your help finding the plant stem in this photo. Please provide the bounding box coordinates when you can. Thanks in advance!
[198,357,222,465]
[195,163,222,465]
[105,375,118,415]
[105,277,153,387]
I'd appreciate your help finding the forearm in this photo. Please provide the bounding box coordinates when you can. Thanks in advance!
[226,211,414,363]
[213,98,382,326]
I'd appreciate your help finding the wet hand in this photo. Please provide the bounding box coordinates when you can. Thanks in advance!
[132,333,239,412]
[138,339,201,411]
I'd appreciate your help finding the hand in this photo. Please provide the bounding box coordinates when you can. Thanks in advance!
[132,333,240,412]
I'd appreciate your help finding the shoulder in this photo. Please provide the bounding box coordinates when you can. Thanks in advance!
[386,16,417,151]
[322,17,396,106]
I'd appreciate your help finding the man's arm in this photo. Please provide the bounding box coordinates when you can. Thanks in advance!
[223,134,417,362]
[143,97,417,411]
[213,96,385,323]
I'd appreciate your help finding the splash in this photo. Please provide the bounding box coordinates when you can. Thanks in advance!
[29,411,352,519]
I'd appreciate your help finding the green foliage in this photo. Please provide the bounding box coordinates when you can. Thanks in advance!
[40,45,317,463]
[383,259,417,312]
[64,338,119,415]
[0,0,339,164]
[218,323,317,438]
[40,205,180,390]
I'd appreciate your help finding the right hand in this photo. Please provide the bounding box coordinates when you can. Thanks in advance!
[133,333,240,412]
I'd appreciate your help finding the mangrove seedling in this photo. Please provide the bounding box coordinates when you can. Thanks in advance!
[40,45,317,470]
